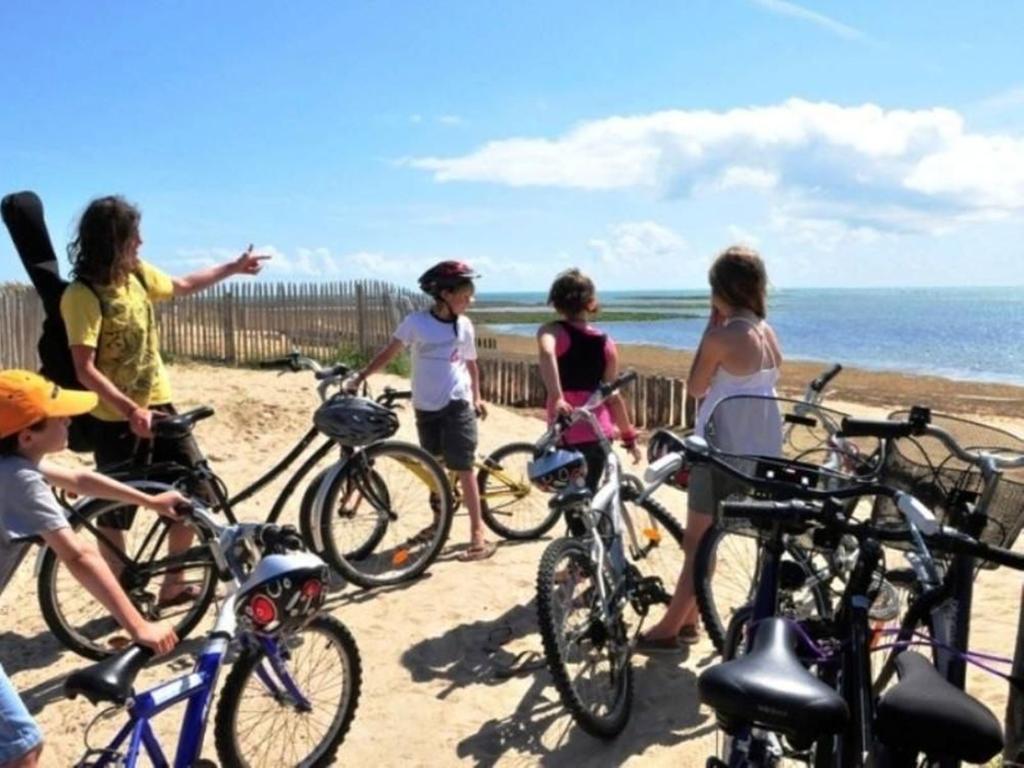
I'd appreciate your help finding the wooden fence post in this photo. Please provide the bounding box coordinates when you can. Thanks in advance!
[355,283,367,354]
[222,289,237,363]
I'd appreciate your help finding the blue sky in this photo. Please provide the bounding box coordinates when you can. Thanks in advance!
[2,1,1023,291]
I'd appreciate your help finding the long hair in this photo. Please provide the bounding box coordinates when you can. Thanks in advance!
[708,245,768,318]
[68,196,141,287]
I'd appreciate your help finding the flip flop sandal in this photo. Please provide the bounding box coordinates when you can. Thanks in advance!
[634,633,685,655]
[157,584,203,608]
[458,541,497,562]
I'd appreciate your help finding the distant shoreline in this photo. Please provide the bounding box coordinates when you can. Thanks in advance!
[481,329,1024,423]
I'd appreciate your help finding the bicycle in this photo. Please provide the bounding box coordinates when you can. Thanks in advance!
[532,370,688,738]
[63,501,361,768]
[651,411,1024,766]
[39,352,450,657]
[358,387,563,540]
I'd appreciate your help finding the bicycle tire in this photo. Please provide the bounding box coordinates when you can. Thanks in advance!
[38,498,218,660]
[536,536,633,738]
[695,524,832,654]
[318,441,453,588]
[478,441,560,540]
[214,615,361,768]
[299,464,389,561]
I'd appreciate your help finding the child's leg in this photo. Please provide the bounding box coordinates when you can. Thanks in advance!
[0,665,42,768]
[456,469,485,545]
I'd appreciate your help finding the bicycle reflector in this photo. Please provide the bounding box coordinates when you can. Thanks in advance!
[527,448,587,493]
[236,552,329,635]
[647,429,691,490]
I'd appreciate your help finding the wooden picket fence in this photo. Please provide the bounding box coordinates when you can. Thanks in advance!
[477,357,693,429]
[0,280,428,369]
[0,281,692,428]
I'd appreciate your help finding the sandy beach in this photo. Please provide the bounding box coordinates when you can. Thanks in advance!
[3,358,1023,767]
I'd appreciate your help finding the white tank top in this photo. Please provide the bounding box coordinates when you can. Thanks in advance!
[695,317,782,457]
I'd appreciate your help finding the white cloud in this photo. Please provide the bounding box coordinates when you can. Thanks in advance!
[749,0,865,41]
[407,98,1024,238]
[437,114,464,126]
[588,221,687,267]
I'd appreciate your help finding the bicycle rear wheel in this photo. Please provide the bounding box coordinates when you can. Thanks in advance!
[38,498,218,660]
[478,441,560,540]
[214,615,361,768]
[318,441,453,588]
[535,536,633,738]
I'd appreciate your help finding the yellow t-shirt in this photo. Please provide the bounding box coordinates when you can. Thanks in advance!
[60,261,176,421]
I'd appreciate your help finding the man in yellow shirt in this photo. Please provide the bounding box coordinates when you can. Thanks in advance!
[60,195,267,606]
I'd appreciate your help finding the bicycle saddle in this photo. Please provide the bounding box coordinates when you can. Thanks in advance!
[875,651,1003,763]
[65,645,153,706]
[698,617,848,748]
[153,406,215,440]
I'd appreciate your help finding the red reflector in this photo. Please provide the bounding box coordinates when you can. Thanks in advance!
[301,579,323,601]
[250,594,277,626]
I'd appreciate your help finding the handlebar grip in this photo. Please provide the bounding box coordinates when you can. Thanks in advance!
[600,370,638,397]
[930,534,1024,571]
[314,363,351,380]
[258,356,296,370]
[811,363,842,392]
[839,417,916,439]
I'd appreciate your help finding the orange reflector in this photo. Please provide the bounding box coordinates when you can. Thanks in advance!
[393,549,410,566]
[643,528,662,543]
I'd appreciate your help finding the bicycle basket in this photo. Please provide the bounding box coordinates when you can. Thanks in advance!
[870,411,1024,553]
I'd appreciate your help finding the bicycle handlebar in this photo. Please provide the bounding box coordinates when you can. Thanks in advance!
[535,369,638,450]
[810,363,842,393]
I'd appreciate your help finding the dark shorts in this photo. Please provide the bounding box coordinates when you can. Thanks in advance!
[93,403,207,529]
[415,399,478,472]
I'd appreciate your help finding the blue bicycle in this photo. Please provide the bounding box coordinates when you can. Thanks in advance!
[64,502,362,768]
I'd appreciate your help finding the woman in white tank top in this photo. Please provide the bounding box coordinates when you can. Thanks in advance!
[638,245,783,652]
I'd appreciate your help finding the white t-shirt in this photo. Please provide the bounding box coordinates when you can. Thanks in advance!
[394,310,478,411]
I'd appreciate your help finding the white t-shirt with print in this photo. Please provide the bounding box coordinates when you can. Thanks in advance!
[393,310,477,411]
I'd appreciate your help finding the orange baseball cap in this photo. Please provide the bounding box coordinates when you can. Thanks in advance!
[0,370,98,438]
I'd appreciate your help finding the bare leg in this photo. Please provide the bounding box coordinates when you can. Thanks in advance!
[2,743,42,768]
[158,523,197,603]
[96,526,127,579]
[457,469,487,546]
[642,507,713,640]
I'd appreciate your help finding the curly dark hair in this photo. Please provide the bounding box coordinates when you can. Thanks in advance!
[708,245,768,318]
[68,196,142,287]
[547,268,598,318]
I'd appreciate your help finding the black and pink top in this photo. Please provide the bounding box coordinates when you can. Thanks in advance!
[546,320,617,445]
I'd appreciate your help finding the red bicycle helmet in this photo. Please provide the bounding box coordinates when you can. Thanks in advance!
[417,260,480,296]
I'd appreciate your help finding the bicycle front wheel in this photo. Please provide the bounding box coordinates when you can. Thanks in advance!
[536,536,633,738]
[478,441,560,540]
[214,615,361,768]
[695,523,832,653]
[38,498,218,660]
[318,441,453,588]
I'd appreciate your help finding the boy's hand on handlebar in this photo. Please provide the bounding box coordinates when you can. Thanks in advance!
[128,407,160,439]
[131,620,178,656]
[146,491,190,520]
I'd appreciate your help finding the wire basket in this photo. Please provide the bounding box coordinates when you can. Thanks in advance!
[870,411,1024,552]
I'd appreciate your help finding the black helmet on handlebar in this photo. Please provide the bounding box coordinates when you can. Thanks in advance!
[313,395,399,447]
[417,260,479,297]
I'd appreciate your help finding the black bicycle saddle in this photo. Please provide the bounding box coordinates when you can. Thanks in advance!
[65,645,153,706]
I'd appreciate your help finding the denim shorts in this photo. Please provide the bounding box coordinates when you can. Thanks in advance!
[414,399,478,471]
[0,664,41,763]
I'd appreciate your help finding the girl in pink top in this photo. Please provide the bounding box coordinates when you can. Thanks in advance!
[537,269,641,494]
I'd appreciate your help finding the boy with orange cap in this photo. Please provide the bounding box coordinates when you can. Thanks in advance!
[0,370,184,768]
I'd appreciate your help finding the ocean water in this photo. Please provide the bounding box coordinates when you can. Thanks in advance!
[478,287,1024,386]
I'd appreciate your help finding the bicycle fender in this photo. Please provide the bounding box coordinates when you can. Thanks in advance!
[309,460,349,553]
